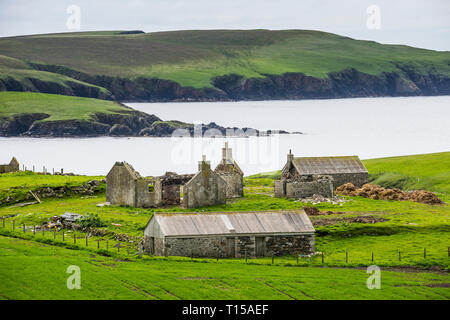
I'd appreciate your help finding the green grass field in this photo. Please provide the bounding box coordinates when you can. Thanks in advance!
[0,236,448,300]
[0,29,449,88]
[0,152,448,299]
[0,92,130,122]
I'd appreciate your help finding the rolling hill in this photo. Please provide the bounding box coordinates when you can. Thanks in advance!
[0,29,449,101]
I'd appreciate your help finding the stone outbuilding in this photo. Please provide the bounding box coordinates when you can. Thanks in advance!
[275,151,368,199]
[183,156,227,208]
[0,157,19,174]
[143,210,315,258]
[106,161,161,208]
[214,142,243,198]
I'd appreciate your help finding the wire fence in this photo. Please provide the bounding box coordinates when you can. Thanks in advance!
[1,216,449,266]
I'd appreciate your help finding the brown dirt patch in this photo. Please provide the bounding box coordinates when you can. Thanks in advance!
[335,183,443,205]
[312,215,388,226]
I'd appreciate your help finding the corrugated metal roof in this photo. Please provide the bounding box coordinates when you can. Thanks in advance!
[153,211,314,237]
[292,156,367,175]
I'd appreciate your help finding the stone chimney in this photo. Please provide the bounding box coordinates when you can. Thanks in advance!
[287,149,294,163]
[222,142,233,164]
[198,155,211,171]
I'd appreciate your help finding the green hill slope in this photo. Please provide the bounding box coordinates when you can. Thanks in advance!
[0,92,160,136]
[0,30,449,101]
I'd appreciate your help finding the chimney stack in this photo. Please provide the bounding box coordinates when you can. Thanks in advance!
[287,149,294,162]
[198,155,211,171]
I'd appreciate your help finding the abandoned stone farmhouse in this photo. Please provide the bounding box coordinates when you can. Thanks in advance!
[0,157,19,174]
[214,142,243,198]
[106,143,242,208]
[275,151,368,199]
[143,210,315,258]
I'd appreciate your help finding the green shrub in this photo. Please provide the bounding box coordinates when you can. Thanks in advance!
[78,213,106,228]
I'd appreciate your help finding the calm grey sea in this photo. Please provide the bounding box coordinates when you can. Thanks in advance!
[1,96,449,176]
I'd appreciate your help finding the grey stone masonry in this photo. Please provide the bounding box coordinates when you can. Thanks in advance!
[275,151,368,198]
[106,161,159,208]
[0,157,19,174]
[183,156,227,208]
[214,142,244,198]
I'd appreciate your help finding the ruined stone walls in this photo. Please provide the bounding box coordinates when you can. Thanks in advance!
[183,162,227,208]
[285,176,334,198]
[0,157,19,174]
[106,164,137,206]
[275,175,334,199]
[135,178,156,208]
[217,173,243,198]
[159,174,194,205]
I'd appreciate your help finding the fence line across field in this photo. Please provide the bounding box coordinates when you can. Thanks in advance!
[1,217,449,262]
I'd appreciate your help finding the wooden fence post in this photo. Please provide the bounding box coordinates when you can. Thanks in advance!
[42,229,44,237]
[85,236,88,247]
[23,223,26,233]
[322,252,324,264]
[33,225,36,235]
[372,252,374,262]
[12,220,15,231]
[398,251,401,261]
[97,240,100,249]
[424,248,426,258]
[74,234,76,244]
[54,229,56,239]
[345,251,348,263]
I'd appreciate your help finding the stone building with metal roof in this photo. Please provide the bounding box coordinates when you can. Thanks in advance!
[214,142,243,198]
[143,210,315,258]
[275,151,368,199]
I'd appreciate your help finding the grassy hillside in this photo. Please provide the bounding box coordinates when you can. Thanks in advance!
[0,54,111,96]
[0,29,449,88]
[0,92,128,122]
[0,236,448,300]
[364,152,450,195]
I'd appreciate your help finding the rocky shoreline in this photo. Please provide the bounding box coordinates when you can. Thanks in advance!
[0,108,290,138]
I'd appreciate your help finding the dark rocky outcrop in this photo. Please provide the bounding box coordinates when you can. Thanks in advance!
[0,113,50,135]
[25,63,450,101]
[0,108,275,137]
[0,75,112,100]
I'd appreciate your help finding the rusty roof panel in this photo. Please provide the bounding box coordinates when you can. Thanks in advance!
[152,211,314,236]
[292,156,367,175]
